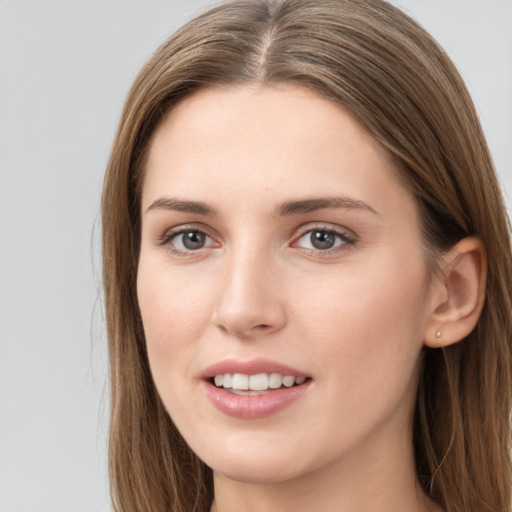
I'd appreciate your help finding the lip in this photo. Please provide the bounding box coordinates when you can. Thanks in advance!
[201,358,311,419]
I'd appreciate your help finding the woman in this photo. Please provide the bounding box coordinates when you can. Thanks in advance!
[101,1,512,511]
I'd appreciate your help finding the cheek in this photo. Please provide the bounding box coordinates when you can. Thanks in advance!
[137,262,207,364]
[293,256,429,382]
[285,262,429,453]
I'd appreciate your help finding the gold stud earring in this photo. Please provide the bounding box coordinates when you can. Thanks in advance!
[435,328,443,339]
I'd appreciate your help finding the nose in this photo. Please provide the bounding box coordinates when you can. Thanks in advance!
[213,248,287,339]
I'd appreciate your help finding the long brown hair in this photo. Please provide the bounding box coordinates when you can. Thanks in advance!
[101,1,512,511]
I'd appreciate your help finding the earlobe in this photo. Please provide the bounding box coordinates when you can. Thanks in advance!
[424,237,487,348]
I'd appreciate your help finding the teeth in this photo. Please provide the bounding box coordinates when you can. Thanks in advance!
[214,373,307,391]
[249,373,268,390]
[231,373,249,390]
[269,373,282,389]
[223,373,232,388]
[282,376,295,388]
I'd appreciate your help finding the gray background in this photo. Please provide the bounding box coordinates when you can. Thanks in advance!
[0,1,511,511]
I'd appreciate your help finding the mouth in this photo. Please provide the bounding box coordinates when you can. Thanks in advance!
[210,373,309,395]
[201,359,312,418]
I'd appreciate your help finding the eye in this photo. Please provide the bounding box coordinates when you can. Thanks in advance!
[162,228,217,253]
[294,228,354,251]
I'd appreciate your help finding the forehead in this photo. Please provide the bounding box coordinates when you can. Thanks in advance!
[141,84,413,221]
[146,84,384,166]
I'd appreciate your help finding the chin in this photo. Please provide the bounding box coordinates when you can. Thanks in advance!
[193,434,321,485]
[210,458,306,485]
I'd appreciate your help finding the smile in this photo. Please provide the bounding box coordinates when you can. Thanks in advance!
[202,360,312,419]
[213,373,307,394]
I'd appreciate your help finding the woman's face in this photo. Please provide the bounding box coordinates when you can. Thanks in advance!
[137,84,436,485]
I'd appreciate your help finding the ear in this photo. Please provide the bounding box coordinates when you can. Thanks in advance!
[424,237,487,348]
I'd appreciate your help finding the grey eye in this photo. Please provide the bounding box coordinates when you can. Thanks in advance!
[175,231,207,250]
[295,228,350,252]
[310,230,336,250]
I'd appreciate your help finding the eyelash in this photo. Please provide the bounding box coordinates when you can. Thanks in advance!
[158,225,217,256]
[292,224,356,255]
[158,224,356,257]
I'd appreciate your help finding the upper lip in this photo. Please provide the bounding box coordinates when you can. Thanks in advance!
[201,358,309,380]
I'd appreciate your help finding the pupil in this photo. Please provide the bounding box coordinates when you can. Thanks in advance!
[183,231,205,250]
[311,230,335,250]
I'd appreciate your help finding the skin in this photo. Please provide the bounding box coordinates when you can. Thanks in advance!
[137,84,444,512]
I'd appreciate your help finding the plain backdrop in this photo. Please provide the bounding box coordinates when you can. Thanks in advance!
[0,1,511,511]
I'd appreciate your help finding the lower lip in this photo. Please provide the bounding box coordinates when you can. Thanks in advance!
[202,380,310,419]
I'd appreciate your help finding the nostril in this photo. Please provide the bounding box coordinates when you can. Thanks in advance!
[253,323,272,330]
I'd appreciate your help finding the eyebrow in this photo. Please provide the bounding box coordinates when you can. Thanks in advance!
[145,195,379,217]
[274,197,379,217]
[145,197,217,216]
